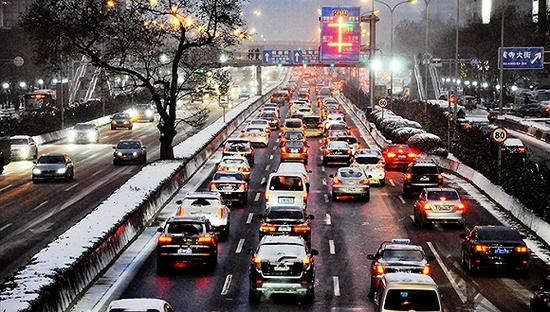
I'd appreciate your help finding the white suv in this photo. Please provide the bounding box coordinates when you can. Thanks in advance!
[375,273,442,312]
[265,172,308,209]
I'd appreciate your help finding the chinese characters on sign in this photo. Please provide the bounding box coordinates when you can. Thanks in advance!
[320,6,361,64]
[293,49,320,64]
[498,47,544,70]
[262,50,292,65]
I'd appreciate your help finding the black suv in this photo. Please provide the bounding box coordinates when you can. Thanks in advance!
[530,275,550,312]
[247,235,318,303]
[156,216,218,272]
[208,170,248,205]
[403,162,443,197]
[258,206,314,243]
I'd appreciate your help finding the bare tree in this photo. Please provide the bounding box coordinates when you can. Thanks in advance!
[21,0,247,159]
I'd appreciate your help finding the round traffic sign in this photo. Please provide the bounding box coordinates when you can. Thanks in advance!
[378,98,389,108]
[490,127,508,144]
[13,56,24,67]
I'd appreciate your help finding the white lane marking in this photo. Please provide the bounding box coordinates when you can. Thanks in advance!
[325,213,332,225]
[64,183,80,192]
[0,184,13,193]
[235,238,245,254]
[254,192,260,202]
[91,170,103,177]
[389,179,395,186]
[272,146,277,151]
[0,223,12,232]
[260,177,266,185]
[265,164,270,171]
[409,215,415,222]
[220,274,233,295]
[321,166,326,172]
[324,194,329,203]
[427,242,471,305]
[322,178,327,185]
[329,240,335,254]
[269,154,274,160]
[398,195,406,204]
[500,278,533,303]
[32,201,49,211]
[276,138,280,143]
[246,213,253,224]
[333,276,341,297]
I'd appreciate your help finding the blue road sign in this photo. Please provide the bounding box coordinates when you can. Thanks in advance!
[262,50,292,65]
[499,47,544,70]
[292,49,319,64]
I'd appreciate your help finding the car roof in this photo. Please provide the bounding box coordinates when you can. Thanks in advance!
[10,135,31,139]
[259,235,306,245]
[410,162,437,167]
[118,139,141,143]
[108,298,169,310]
[39,153,66,157]
[503,138,524,146]
[328,141,349,147]
[383,273,438,288]
[166,216,208,223]
[226,138,250,143]
[473,225,518,233]
[184,192,221,200]
[221,156,248,162]
[380,242,424,252]
[424,187,457,193]
[278,162,306,171]
[285,118,303,123]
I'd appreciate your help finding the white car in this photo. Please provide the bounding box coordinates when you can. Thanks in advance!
[218,156,251,180]
[175,192,231,239]
[242,126,269,147]
[297,107,313,116]
[265,172,308,209]
[277,162,311,190]
[326,113,346,124]
[352,148,386,186]
[108,298,174,312]
[10,135,38,160]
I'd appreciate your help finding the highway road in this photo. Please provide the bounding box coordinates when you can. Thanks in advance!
[102,85,549,311]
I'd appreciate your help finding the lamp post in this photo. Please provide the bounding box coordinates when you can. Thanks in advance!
[423,0,432,101]
[498,0,507,117]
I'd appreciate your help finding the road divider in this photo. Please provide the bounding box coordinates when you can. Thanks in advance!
[32,115,112,145]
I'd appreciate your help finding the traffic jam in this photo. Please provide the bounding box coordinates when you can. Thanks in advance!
[109,67,548,312]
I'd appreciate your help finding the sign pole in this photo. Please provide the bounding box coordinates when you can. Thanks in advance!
[497,146,502,185]
[498,0,507,116]
[490,127,508,185]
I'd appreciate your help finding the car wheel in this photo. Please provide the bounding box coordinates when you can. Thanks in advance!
[536,112,543,118]
[467,257,477,274]
[322,159,328,166]
[70,169,75,180]
[111,126,115,130]
[379,179,386,187]
[207,255,218,268]
[156,258,168,274]
[249,288,261,303]
[113,159,119,166]
[403,188,411,198]
[32,178,39,184]
[303,287,315,303]
[364,192,370,202]
[140,157,147,165]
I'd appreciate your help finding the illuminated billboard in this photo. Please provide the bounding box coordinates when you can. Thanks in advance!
[320,6,361,64]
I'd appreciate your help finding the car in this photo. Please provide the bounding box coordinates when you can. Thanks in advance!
[296,107,313,116]
[10,135,38,160]
[259,111,279,130]
[330,167,370,201]
[280,129,306,144]
[248,118,271,133]
[318,86,332,99]
[324,121,349,135]
[258,205,314,242]
[156,216,218,271]
[218,156,251,180]
[413,188,465,227]
[302,115,323,137]
[460,225,529,274]
[175,192,230,239]
[322,141,353,165]
[265,172,308,209]
[403,162,444,196]
[32,153,74,182]
[297,87,310,99]
[242,126,269,147]
[191,93,204,103]
[261,106,280,118]
[382,144,417,170]
[373,273,442,312]
[288,111,305,120]
[324,129,348,144]
[281,118,305,132]
[209,170,248,205]
[68,123,100,144]
[512,102,550,118]
[326,113,345,125]
[239,89,251,99]
[368,239,434,296]
[280,140,309,164]
[130,104,155,122]
[530,275,550,312]
[113,139,147,165]
[107,298,174,312]
[222,138,255,166]
[276,162,311,189]
[334,135,360,155]
[247,235,318,303]
[322,97,339,108]
[270,90,290,104]
[352,148,386,186]
[110,112,133,130]
[501,138,526,157]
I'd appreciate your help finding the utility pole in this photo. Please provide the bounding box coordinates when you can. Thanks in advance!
[424,0,432,100]
[452,0,460,143]
[498,0,507,116]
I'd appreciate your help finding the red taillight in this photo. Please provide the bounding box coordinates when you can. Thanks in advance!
[223,147,230,153]
[332,177,342,184]
[293,224,311,233]
[456,202,465,210]
[405,174,412,181]
[303,256,311,266]
[423,203,432,210]
[209,182,217,190]
[218,166,228,171]
[518,147,526,153]
[422,265,431,275]
[238,183,247,190]
[281,147,289,153]
[437,174,444,180]
[198,235,214,244]
[240,167,250,173]
[407,152,416,158]
[387,152,396,158]
[324,149,331,155]
[260,224,277,232]
[474,244,490,253]
[361,178,370,185]
[253,256,262,268]
[217,207,224,218]
[158,234,173,244]
[374,263,385,275]
[515,245,528,253]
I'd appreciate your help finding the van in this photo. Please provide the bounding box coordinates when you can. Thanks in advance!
[277,162,311,190]
[375,273,442,312]
[265,172,308,209]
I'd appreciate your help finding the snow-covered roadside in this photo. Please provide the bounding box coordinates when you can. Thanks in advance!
[0,70,287,311]
[31,115,112,145]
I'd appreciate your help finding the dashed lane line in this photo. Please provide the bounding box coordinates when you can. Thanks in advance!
[324,194,329,203]
[0,223,12,232]
[64,183,80,192]
[321,166,326,172]
[333,276,341,297]
[265,164,270,171]
[254,193,260,202]
[398,195,406,204]
[235,238,245,254]
[329,240,336,254]
[220,274,233,296]
[260,177,266,185]
[322,178,327,185]
[246,213,253,224]
[32,201,49,211]
[91,170,103,177]
[325,213,332,225]
[0,184,13,193]
[389,179,395,186]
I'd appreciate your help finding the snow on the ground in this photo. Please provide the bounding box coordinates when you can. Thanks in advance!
[0,161,182,310]
[444,173,550,264]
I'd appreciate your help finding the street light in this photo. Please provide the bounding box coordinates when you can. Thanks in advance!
[18,81,27,88]
[2,82,9,90]
[219,54,228,64]
[37,79,44,86]
[160,53,168,63]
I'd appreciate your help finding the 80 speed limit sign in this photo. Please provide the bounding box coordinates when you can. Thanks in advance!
[490,127,508,144]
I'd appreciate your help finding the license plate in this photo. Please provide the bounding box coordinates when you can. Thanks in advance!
[398,155,406,159]
[334,151,343,155]
[279,226,291,232]
[291,149,299,153]
[278,197,295,204]
[437,205,452,211]
[495,248,510,255]
[420,176,430,182]
[346,188,361,192]
[221,185,233,190]
[177,248,191,255]
[274,265,290,271]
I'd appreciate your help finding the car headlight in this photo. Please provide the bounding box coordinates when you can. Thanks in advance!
[68,130,76,139]
[145,110,153,117]
[87,131,97,141]
[56,168,67,174]
[132,152,138,157]
[19,146,30,157]
[116,151,123,157]
[32,168,41,174]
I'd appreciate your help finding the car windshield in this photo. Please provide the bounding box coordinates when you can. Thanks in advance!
[269,176,304,191]
[355,156,380,165]
[427,190,459,201]
[285,121,302,128]
[113,113,129,119]
[381,249,424,262]
[10,138,28,145]
[74,124,93,130]
[267,209,304,220]
[477,228,523,241]
[384,289,440,311]
[258,244,307,261]
[213,172,244,181]
[412,166,438,174]
[250,119,268,125]
[117,141,141,149]
[166,223,202,235]
[261,113,276,119]
[38,155,65,164]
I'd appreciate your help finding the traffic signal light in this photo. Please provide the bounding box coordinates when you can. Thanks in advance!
[449,92,457,104]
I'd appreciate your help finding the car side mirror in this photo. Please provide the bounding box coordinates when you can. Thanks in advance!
[459,233,467,239]
[246,248,255,255]
[367,254,375,260]
[520,234,527,239]
[260,180,267,186]
[329,174,334,178]
[368,175,372,179]
[426,256,435,262]
[311,249,319,256]
[307,170,312,173]
[112,146,116,149]
[176,200,182,205]
[308,215,315,220]
[142,146,146,149]
[157,226,163,232]
[32,160,37,164]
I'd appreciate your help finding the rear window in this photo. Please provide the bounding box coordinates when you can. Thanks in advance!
[213,172,244,181]
[284,131,304,140]
[10,138,28,145]
[284,141,305,148]
[356,156,381,164]
[339,169,363,178]
[269,176,304,191]
[387,145,412,153]
[320,88,331,96]
[412,165,438,174]
[328,141,349,149]
[381,249,424,262]
[384,289,440,311]
[261,113,276,119]
[303,117,321,126]
[258,244,306,261]
[223,158,245,165]
[167,223,202,235]
[267,209,304,220]
[327,123,347,131]
[285,120,302,128]
[426,190,459,201]
[477,228,523,241]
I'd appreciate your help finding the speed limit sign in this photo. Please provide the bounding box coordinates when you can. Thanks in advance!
[378,98,389,108]
[490,127,508,144]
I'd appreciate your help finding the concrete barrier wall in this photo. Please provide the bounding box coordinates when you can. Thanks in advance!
[4,85,279,312]
[501,117,550,142]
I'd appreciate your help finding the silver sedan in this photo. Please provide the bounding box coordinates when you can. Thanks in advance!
[32,153,75,183]
[330,167,370,201]
[413,187,465,227]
